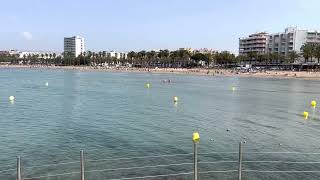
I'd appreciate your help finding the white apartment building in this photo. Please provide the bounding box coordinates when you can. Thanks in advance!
[106,51,127,59]
[240,27,320,58]
[239,32,269,56]
[268,27,308,57]
[64,36,85,57]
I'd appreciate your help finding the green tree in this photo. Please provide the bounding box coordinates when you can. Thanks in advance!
[169,50,179,67]
[247,52,257,64]
[137,51,146,66]
[87,51,92,59]
[314,44,320,63]
[270,53,280,64]
[301,43,314,63]
[256,54,267,64]
[191,53,209,66]
[236,54,247,64]
[158,49,170,59]
[177,50,191,67]
[127,51,137,65]
[288,51,299,64]
[63,52,74,65]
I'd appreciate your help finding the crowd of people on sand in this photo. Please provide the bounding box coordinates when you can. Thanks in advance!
[2,64,320,79]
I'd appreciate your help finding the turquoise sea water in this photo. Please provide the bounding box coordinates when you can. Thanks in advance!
[1,68,320,179]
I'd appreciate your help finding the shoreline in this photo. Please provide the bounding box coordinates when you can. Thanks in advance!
[2,64,320,80]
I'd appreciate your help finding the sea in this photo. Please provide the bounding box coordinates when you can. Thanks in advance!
[1,68,320,180]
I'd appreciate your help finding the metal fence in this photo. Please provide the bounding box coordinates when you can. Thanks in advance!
[3,141,320,180]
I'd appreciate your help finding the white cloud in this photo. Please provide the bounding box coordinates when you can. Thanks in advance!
[22,32,33,40]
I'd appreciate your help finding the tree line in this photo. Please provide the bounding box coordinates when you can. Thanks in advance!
[1,43,320,67]
[300,43,320,63]
[0,49,237,67]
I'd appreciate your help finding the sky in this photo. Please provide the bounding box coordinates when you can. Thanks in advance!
[1,0,320,53]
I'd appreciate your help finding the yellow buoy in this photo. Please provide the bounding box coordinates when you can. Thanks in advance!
[192,132,200,143]
[173,96,179,103]
[232,87,236,91]
[311,100,317,108]
[9,96,15,101]
[303,111,309,119]
[145,83,151,88]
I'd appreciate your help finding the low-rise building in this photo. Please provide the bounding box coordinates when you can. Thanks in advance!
[0,50,20,56]
[106,51,127,59]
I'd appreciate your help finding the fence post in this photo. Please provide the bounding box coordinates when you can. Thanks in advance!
[16,156,21,180]
[238,142,243,180]
[80,150,85,180]
[194,142,198,180]
[192,132,200,180]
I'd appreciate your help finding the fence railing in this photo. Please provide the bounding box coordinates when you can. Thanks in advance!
[3,141,320,180]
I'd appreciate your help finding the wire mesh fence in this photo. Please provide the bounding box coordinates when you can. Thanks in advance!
[2,142,320,180]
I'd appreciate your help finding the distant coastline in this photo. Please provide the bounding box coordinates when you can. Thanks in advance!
[1,64,320,80]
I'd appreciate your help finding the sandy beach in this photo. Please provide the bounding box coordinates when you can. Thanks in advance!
[2,64,320,80]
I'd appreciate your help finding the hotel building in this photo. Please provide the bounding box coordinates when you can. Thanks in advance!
[239,32,269,56]
[64,36,85,57]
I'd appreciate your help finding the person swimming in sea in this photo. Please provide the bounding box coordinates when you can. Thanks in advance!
[162,79,172,83]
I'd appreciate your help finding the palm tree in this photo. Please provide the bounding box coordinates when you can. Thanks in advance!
[270,53,280,64]
[127,51,136,59]
[137,51,146,66]
[279,54,285,64]
[288,51,299,64]
[247,52,257,64]
[32,54,38,64]
[158,50,170,67]
[314,44,320,64]
[236,54,247,65]
[256,54,266,64]
[127,51,137,66]
[146,51,156,66]
[177,50,191,67]
[47,53,52,65]
[301,43,314,63]
[87,51,92,59]
[169,51,179,67]
[159,49,170,59]
[204,53,215,66]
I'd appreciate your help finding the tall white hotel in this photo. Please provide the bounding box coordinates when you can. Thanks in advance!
[64,36,85,57]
